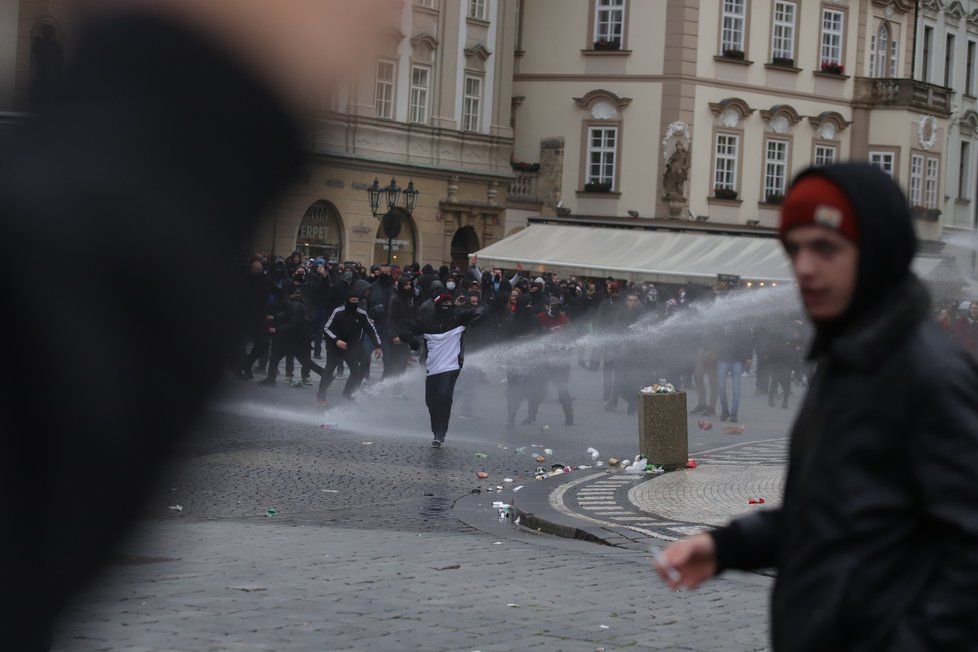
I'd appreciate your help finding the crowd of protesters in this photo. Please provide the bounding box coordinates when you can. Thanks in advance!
[234,250,978,428]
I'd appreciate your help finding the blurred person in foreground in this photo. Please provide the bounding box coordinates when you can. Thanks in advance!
[0,0,394,649]
[656,163,978,651]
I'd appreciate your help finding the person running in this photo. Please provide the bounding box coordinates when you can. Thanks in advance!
[399,292,486,447]
[316,289,382,403]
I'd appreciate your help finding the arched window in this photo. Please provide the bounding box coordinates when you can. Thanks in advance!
[295,200,343,262]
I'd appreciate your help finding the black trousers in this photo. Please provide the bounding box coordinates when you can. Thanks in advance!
[318,345,364,398]
[383,341,411,379]
[240,329,270,374]
[267,335,323,381]
[425,369,460,438]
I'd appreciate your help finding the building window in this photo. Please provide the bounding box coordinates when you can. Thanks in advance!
[415,0,435,7]
[870,22,898,77]
[960,141,971,200]
[462,76,482,132]
[409,66,430,124]
[967,41,975,95]
[771,1,797,62]
[922,26,933,83]
[594,0,625,47]
[925,157,940,208]
[814,144,837,167]
[586,126,618,189]
[375,60,396,119]
[910,153,924,206]
[820,8,844,66]
[721,0,746,54]
[945,33,956,87]
[468,0,487,20]
[714,133,739,192]
[869,151,895,178]
[764,139,789,200]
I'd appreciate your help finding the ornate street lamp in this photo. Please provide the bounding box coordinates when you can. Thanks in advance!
[366,177,418,264]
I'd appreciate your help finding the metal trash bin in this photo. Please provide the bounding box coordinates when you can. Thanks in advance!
[638,390,688,470]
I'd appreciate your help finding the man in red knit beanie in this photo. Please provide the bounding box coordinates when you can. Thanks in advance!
[656,163,978,651]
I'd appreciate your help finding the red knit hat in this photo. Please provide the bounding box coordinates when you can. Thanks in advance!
[433,292,454,306]
[779,175,859,244]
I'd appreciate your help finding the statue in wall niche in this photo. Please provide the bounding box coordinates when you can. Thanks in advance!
[661,121,691,218]
[662,141,689,198]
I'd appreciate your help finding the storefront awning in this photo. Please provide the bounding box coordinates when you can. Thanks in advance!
[471,224,794,285]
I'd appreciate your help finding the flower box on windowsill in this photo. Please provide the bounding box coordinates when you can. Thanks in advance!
[583,182,614,193]
[592,39,621,51]
[713,187,738,200]
[819,61,845,75]
[722,49,745,60]
[771,56,795,68]
[765,192,785,205]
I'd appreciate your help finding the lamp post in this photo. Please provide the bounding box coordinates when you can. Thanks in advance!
[367,177,418,265]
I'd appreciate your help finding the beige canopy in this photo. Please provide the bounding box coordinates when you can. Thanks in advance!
[471,224,795,285]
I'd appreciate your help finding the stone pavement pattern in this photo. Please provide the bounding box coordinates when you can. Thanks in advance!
[53,520,772,652]
[47,363,793,651]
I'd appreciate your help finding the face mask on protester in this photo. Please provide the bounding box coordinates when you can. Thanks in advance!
[343,270,353,283]
[446,281,456,291]
[345,299,359,312]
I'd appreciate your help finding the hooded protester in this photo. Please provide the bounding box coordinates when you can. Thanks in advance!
[523,296,574,425]
[398,292,487,447]
[417,263,438,298]
[500,293,543,428]
[384,273,418,396]
[316,286,382,403]
[658,163,978,651]
[367,263,396,375]
[527,277,546,313]
[257,285,325,386]
[236,260,283,380]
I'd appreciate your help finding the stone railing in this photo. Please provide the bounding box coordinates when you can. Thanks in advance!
[508,171,538,200]
[853,77,952,115]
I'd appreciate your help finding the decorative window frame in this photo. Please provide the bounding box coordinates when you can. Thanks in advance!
[868,147,900,179]
[374,59,397,120]
[467,0,488,21]
[808,111,850,141]
[711,131,743,201]
[761,136,792,204]
[818,3,848,71]
[585,0,630,53]
[573,90,631,195]
[812,142,838,167]
[461,74,484,133]
[408,64,432,125]
[718,0,751,58]
[580,123,622,193]
[769,0,799,65]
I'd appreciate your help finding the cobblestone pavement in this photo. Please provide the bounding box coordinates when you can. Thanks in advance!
[45,365,783,651]
[53,520,772,652]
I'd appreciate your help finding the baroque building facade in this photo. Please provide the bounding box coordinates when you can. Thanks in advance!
[263,0,518,268]
[512,0,978,248]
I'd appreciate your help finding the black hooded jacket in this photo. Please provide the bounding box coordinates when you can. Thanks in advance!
[710,164,978,651]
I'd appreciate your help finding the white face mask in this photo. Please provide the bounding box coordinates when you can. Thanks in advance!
[446,282,456,291]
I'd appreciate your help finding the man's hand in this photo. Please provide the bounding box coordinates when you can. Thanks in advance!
[654,533,717,590]
[268,326,276,334]
[470,255,477,267]
[336,340,348,350]
[373,347,382,359]
[515,261,523,272]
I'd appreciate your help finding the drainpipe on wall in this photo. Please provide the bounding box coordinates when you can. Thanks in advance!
[911,0,920,80]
